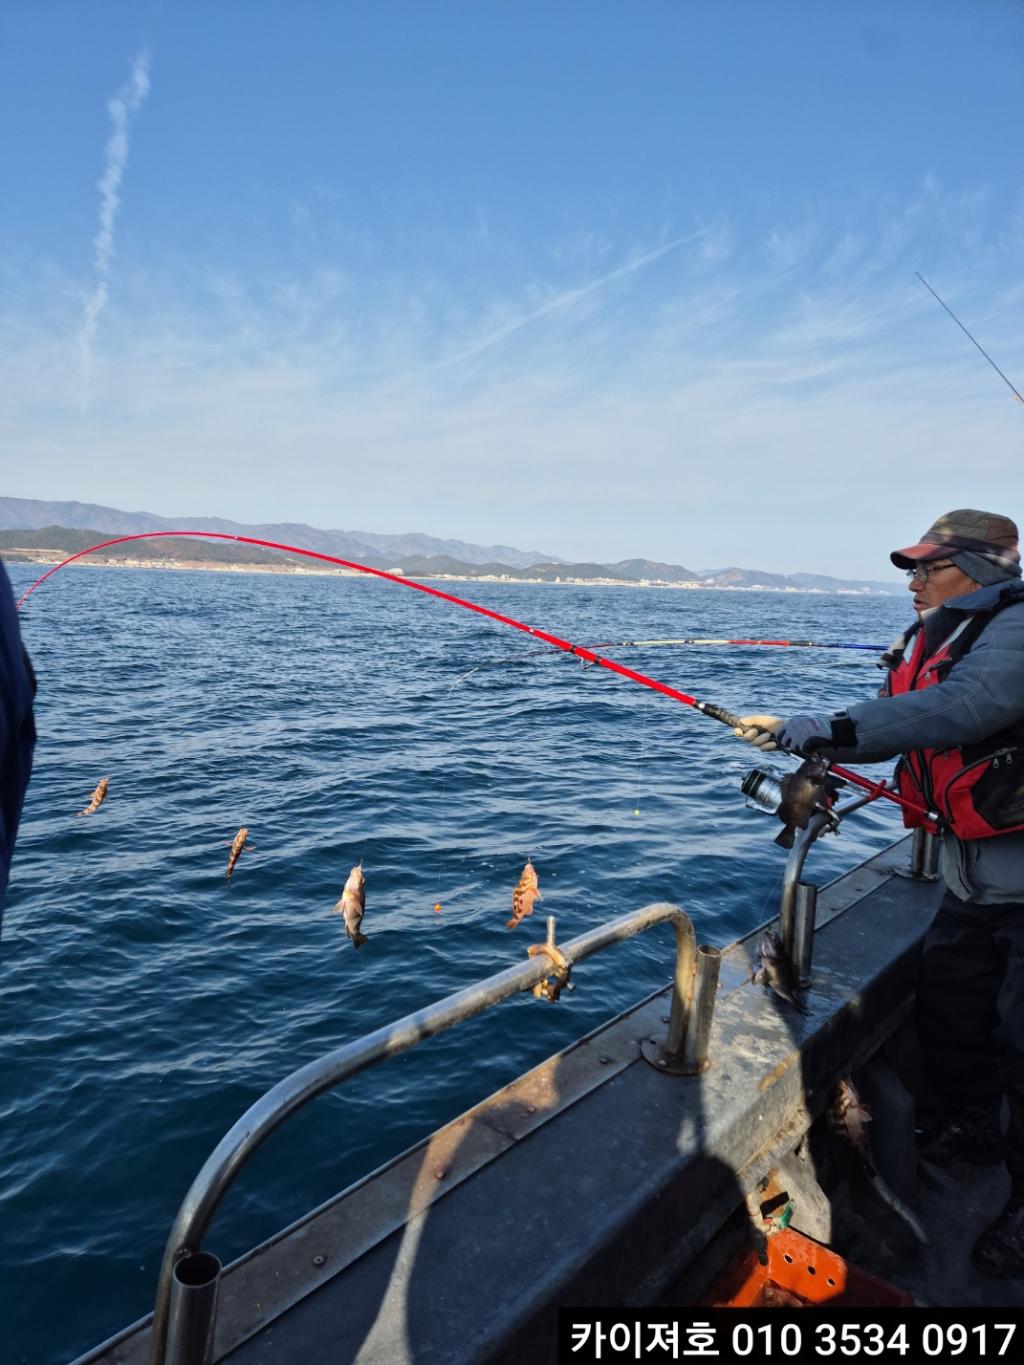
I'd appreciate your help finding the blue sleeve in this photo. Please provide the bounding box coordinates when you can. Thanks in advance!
[819,603,1024,765]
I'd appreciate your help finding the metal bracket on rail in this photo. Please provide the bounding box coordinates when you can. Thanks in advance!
[527,917,574,1002]
[777,784,901,990]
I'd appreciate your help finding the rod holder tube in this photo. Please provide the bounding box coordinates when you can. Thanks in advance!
[792,882,817,988]
[778,789,877,958]
[910,827,940,880]
[164,1252,221,1365]
[778,819,817,962]
[909,827,925,876]
[663,914,697,1059]
[681,945,721,1072]
[921,831,939,879]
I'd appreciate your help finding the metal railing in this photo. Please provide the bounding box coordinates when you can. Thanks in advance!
[151,903,720,1365]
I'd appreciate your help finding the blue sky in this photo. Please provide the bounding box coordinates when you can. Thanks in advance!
[1,1,1022,577]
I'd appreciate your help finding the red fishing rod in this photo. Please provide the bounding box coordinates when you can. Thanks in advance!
[15,530,930,819]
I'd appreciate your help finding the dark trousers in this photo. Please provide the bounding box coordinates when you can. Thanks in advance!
[917,888,1024,1191]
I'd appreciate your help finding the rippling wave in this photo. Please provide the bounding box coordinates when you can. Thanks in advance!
[1,566,909,1362]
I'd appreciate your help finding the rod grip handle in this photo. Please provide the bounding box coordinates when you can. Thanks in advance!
[699,702,745,729]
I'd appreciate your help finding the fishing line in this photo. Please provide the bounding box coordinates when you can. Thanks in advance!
[754,864,787,928]
[632,695,649,818]
[16,530,930,818]
[433,772,446,913]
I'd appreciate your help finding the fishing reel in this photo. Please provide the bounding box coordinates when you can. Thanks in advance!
[741,757,844,847]
[742,768,786,816]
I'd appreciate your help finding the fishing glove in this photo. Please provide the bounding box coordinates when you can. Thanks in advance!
[775,714,833,754]
[737,713,855,754]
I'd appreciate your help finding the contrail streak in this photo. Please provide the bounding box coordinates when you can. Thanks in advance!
[78,50,151,409]
[435,229,710,370]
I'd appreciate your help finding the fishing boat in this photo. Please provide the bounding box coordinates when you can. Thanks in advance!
[72,787,1024,1365]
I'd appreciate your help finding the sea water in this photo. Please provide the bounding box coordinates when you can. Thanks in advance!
[1,566,910,1363]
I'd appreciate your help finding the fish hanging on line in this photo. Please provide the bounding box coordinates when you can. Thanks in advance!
[225,827,251,883]
[828,1076,929,1245]
[508,860,542,929]
[335,862,368,948]
[752,929,808,1015]
[78,777,109,816]
[828,1076,873,1151]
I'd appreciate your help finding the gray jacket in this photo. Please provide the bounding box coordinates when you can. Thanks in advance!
[816,580,1024,905]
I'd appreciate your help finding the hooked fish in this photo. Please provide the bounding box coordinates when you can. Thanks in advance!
[508,859,542,929]
[78,776,109,816]
[225,827,250,883]
[753,929,808,1015]
[774,754,842,849]
[336,862,368,948]
[828,1076,930,1246]
[829,1076,873,1151]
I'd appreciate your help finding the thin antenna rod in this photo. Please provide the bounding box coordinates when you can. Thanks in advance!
[916,272,1024,405]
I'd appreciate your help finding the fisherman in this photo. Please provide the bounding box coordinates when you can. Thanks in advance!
[0,557,36,934]
[735,510,1024,1277]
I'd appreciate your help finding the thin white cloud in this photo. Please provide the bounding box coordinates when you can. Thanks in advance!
[77,49,151,409]
[4,185,1020,577]
[432,229,710,371]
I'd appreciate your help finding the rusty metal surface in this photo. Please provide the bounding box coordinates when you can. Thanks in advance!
[78,836,942,1365]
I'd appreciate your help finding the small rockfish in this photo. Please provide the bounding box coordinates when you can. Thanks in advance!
[753,929,808,1015]
[774,754,841,849]
[336,862,368,948]
[827,1075,929,1245]
[508,859,542,929]
[226,827,250,883]
[78,777,109,817]
[829,1077,873,1151]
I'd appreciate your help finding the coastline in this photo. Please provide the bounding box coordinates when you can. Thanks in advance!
[2,551,890,594]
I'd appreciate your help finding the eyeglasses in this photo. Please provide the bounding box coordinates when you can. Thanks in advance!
[905,561,956,584]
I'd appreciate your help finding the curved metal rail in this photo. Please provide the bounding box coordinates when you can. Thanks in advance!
[151,902,720,1365]
[778,785,938,985]
[779,787,885,979]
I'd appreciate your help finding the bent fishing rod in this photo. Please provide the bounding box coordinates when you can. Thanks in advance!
[916,272,1024,406]
[16,529,928,818]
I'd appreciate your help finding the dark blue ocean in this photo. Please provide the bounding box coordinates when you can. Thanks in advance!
[2,566,911,1363]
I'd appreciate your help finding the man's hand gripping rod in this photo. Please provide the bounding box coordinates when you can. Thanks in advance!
[697,702,933,821]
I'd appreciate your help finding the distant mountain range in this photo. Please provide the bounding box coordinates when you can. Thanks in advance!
[0,497,558,571]
[0,497,903,594]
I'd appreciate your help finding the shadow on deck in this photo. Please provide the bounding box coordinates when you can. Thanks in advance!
[77,835,1023,1365]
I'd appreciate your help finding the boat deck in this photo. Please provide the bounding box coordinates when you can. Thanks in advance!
[78,837,1023,1365]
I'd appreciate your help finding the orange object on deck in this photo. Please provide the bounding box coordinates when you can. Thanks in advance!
[704,1228,915,1308]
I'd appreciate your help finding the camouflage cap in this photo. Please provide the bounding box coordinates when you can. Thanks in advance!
[890,508,1020,569]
